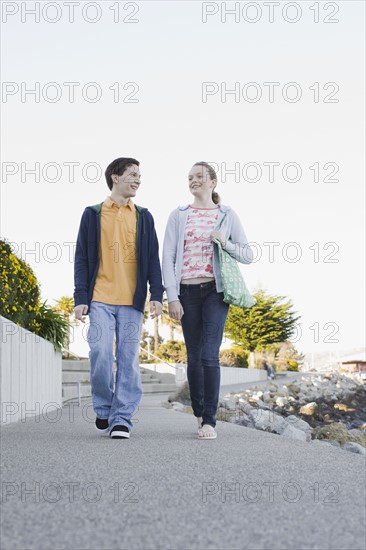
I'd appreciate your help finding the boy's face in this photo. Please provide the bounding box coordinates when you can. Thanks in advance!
[112,164,141,198]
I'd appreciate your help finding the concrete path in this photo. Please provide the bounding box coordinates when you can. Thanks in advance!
[1,382,365,550]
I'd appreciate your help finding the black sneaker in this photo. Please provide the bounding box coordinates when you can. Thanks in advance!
[95,417,109,435]
[110,425,130,439]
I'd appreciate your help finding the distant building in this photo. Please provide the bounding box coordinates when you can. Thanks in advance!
[338,351,366,380]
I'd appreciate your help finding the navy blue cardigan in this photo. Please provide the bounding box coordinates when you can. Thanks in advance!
[74,202,163,313]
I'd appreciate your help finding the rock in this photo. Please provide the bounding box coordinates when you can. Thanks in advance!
[342,389,357,400]
[306,392,321,402]
[216,407,237,422]
[312,422,366,448]
[348,429,364,438]
[239,402,256,415]
[285,415,312,441]
[222,399,238,411]
[334,403,355,412]
[275,396,288,407]
[300,402,318,416]
[236,413,255,428]
[252,409,288,434]
[341,442,366,456]
[287,383,300,394]
[328,439,341,447]
[277,386,289,397]
[281,424,307,441]
[262,391,272,402]
[310,439,334,448]
[348,419,365,429]
[212,373,366,449]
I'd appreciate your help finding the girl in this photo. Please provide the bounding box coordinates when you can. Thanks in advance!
[162,162,254,439]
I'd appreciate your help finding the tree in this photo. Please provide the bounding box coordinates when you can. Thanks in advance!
[143,300,161,356]
[219,347,249,368]
[275,341,304,371]
[0,239,40,331]
[0,239,68,351]
[156,340,187,363]
[161,296,182,341]
[142,296,182,357]
[224,289,300,366]
[153,315,159,355]
[54,296,75,354]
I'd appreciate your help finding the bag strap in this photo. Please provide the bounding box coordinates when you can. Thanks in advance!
[216,212,227,231]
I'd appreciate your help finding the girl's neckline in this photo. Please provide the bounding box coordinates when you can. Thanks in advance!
[189,205,219,210]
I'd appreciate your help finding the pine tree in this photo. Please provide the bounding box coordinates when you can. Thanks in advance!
[224,289,300,366]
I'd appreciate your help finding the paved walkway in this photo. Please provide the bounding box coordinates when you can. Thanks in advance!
[1,379,365,550]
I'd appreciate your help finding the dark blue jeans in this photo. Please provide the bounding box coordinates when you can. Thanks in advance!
[179,280,230,427]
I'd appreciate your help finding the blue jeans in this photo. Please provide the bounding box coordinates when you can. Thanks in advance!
[179,280,230,427]
[87,301,143,431]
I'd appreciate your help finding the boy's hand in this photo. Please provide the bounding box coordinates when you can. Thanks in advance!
[150,301,162,319]
[74,304,88,323]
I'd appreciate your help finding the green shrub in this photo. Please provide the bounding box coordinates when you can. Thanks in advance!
[156,340,187,363]
[0,239,69,352]
[287,360,299,371]
[0,239,41,331]
[35,301,69,352]
[220,347,248,368]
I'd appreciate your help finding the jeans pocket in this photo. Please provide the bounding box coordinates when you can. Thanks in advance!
[179,285,189,298]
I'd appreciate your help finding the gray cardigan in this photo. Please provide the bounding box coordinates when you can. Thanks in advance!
[162,204,254,303]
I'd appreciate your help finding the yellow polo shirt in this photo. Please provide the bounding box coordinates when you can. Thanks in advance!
[92,196,137,305]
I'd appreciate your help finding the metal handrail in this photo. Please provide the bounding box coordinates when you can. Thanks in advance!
[61,348,85,360]
[62,346,181,407]
[138,346,180,371]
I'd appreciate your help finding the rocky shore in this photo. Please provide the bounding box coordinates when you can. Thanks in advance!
[167,372,366,456]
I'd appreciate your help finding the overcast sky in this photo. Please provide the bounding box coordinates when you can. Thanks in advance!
[1,1,365,357]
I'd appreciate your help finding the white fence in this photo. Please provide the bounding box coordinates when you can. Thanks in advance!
[142,363,267,387]
[0,316,62,425]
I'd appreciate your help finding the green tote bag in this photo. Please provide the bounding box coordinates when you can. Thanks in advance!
[212,216,256,309]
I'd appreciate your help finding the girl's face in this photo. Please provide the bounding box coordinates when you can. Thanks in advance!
[188,165,216,197]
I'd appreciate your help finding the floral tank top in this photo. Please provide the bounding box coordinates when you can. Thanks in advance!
[181,205,219,280]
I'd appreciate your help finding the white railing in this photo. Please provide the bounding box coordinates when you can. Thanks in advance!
[0,316,62,425]
[140,345,267,387]
[139,347,177,373]
[170,364,267,387]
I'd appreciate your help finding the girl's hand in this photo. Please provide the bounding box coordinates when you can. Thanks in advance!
[211,231,226,247]
[168,300,184,321]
